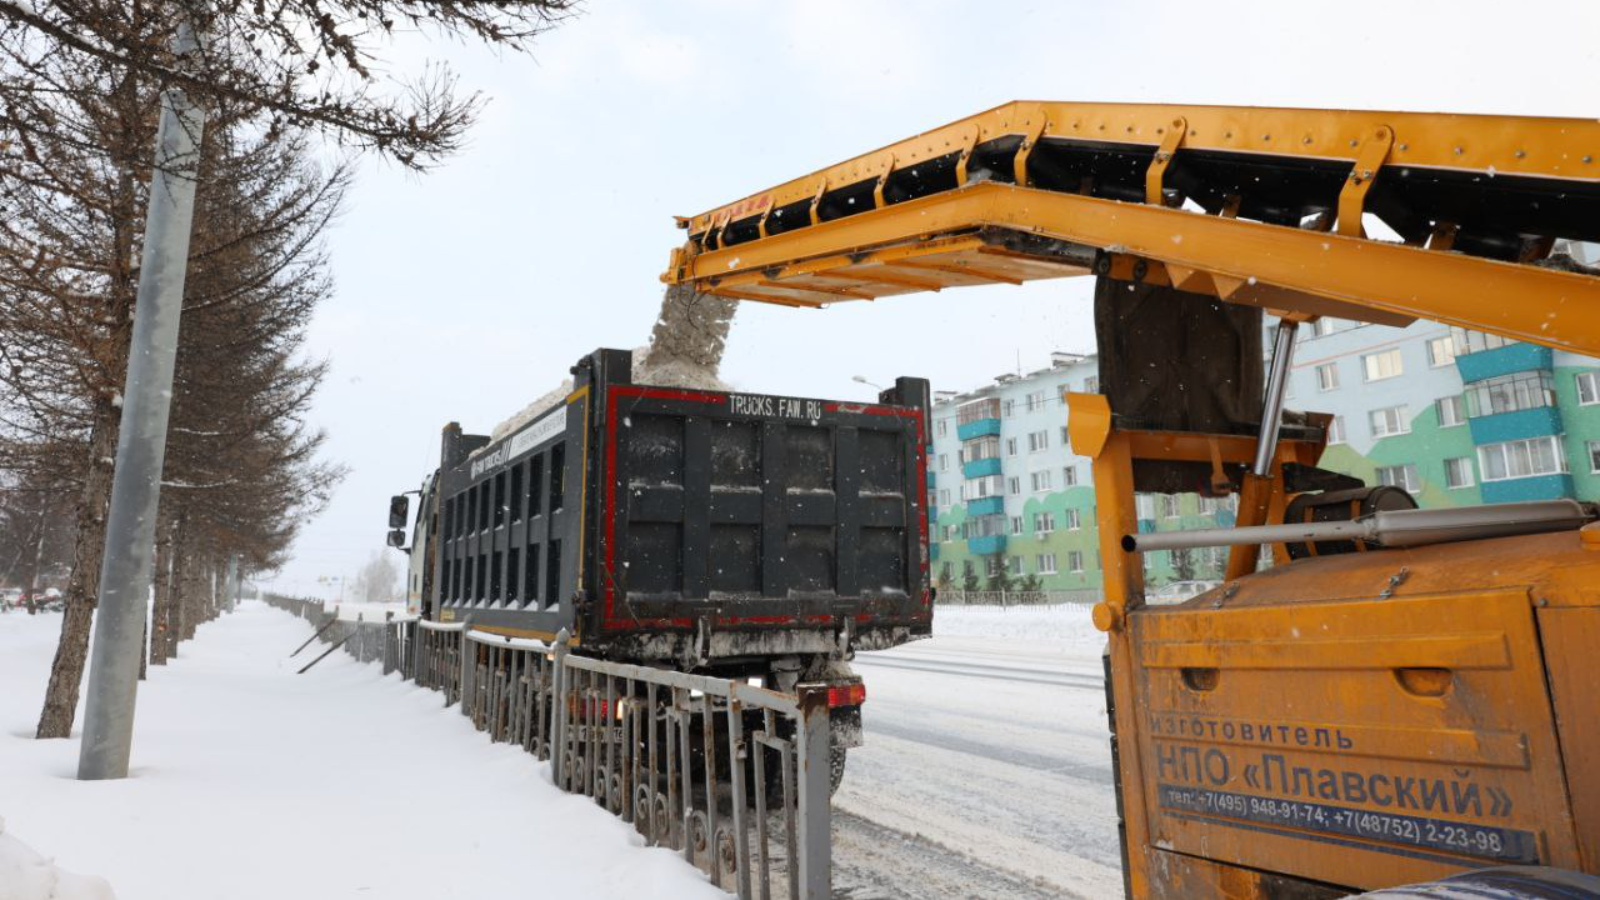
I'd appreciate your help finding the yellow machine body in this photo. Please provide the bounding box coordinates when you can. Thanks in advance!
[662,100,1600,896]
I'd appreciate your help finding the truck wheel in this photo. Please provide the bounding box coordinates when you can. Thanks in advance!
[830,745,847,795]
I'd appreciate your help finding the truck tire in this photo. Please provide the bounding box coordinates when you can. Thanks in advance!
[830,745,847,795]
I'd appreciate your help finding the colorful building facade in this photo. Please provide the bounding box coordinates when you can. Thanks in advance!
[929,320,1600,593]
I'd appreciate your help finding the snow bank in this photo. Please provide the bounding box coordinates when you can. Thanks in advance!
[0,819,116,900]
[0,607,723,900]
[933,603,1104,645]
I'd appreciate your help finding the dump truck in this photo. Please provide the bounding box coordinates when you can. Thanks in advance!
[662,100,1600,897]
[388,347,933,782]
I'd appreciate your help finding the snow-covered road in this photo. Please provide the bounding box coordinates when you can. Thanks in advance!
[832,607,1125,899]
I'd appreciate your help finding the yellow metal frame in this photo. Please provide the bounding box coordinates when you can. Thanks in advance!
[668,181,1600,358]
[681,100,1600,235]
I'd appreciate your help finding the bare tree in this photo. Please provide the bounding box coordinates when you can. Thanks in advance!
[0,0,572,738]
[350,551,400,605]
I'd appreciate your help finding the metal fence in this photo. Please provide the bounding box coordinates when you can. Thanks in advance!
[261,594,831,899]
[934,588,1099,606]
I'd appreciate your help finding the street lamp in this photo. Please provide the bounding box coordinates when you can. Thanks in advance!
[852,375,885,391]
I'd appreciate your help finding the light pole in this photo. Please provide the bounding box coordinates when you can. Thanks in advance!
[78,20,205,781]
[851,375,885,391]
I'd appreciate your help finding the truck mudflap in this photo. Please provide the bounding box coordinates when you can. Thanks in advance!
[1351,866,1600,898]
[1129,588,1582,891]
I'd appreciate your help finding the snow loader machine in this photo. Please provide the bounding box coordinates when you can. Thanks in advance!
[663,100,1600,898]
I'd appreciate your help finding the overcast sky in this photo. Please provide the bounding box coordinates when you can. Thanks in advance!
[262,0,1600,597]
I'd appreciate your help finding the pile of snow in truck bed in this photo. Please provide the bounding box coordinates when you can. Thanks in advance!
[0,605,723,900]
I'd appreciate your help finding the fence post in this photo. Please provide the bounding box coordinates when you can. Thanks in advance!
[550,629,571,791]
[459,621,475,716]
[795,685,832,900]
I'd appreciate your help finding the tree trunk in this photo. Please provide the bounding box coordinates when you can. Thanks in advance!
[20,507,45,616]
[36,414,118,738]
[166,515,185,657]
[149,516,171,665]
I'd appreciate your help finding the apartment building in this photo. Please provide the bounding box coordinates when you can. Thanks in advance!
[928,320,1600,592]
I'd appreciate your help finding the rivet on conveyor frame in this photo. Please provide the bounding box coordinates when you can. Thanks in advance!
[1336,125,1395,238]
[1145,116,1187,206]
[1378,566,1410,600]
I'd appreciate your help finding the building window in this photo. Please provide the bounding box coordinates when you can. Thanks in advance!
[1062,466,1078,487]
[1197,496,1221,515]
[1034,512,1056,534]
[1315,363,1340,392]
[1006,438,1018,457]
[1577,372,1599,406]
[938,454,948,472]
[1376,464,1420,493]
[1444,457,1475,489]
[1030,470,1054,492]
[1028,430,1049,452]
[1008,556,1024,576]
[957,398,1001,426]
[939,489,951,507]
[961,436,1001,464]
[1363,348,1404,382]
[936,418,949,438]
[1084,376,1099,393]
[1037,553,1059,575]
[1004,399,1016,418]
[1065,508,1082,530]
[1158,494,1180,519]
[1067,551,1084,573]
[963,474,1004,500]
[1135,494,1156,519]
[1589,440,1600,474]
[1427,335,1458,368]
[1450,327,1509,355]
[1010,515,1024,535]
[1060,426,1071,449]
[985,557,1004,577]
[1478,436,1569,482]
[1436,395,1466,428]
[1006,477,1021,496]
[1026,390,1047,412]
[1464,371,1555,418]
[1327,416,1346,444]
[1369,406,1410,438]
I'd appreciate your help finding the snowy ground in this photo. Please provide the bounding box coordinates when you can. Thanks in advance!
[0,604,723,900]
[0,602,1120,899]
[832,603,1123,899]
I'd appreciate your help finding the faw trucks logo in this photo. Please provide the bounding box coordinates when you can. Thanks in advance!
[729,393,824,421]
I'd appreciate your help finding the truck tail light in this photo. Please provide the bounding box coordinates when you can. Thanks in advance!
[827,682,866,708]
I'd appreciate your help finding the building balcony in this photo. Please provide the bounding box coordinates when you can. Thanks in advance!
[957,418,1002,441]
[962,457,1003,478]
[1456,342,1553,383]
[1480,473,1575,504]
[1467,406,1563,445]
[930,542,940,562]
[966,496,1004,516]
[967,534,1007,555]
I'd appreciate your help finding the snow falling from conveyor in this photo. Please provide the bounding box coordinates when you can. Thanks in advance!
[488,285,736,444]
